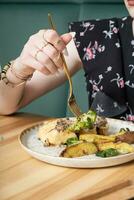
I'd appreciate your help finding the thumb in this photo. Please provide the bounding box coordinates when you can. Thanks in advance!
[60,33,72,45]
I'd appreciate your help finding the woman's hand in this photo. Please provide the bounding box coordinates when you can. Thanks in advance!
[13,29,72,76]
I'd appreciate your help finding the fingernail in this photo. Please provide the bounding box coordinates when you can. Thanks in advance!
[70,32,76,38]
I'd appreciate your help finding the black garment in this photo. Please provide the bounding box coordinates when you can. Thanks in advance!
[69,16,134,121]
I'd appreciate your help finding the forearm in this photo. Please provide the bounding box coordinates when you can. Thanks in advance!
[0,60,32,115]
[0,80,25,115]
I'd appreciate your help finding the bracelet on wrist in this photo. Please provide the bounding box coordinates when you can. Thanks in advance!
[0,62,33,88]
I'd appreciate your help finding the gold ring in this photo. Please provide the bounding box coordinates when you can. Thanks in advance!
[35,49,41,60]
[41,41,48,50]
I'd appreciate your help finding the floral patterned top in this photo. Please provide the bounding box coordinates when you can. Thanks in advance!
[69,16,134,122]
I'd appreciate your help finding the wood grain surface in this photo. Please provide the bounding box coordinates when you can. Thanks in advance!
[0,113,134,200]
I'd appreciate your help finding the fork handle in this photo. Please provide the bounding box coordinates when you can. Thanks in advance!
[60,54,73,95]
[48,13,73,95]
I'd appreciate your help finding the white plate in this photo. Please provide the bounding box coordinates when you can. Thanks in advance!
[19,118,134,168]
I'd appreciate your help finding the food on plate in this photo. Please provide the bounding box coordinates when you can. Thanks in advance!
[96,116,109,135]
[79,134,115,144]
[37,118,76,146]
[97,142,116,151]
[97,142,134,154]
[37,110,134,158]
[68,110,108,135]
[115,142,134,154]
[68,110,97,133]
[96,148,119,158]
[61,142,97,158]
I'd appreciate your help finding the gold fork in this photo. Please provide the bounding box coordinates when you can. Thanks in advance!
[48,13,83,117]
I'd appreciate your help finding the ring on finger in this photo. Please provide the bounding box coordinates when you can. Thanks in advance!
[41,41,48,50]
[35,40,49,60]
[35,49,42,61]
[53,52,61,62]
[43,29,61,46]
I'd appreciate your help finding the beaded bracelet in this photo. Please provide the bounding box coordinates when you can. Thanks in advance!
[0,62,33,88]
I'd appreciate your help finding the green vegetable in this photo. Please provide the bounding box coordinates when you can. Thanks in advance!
[86,110,97,123]
[68,109,97,132]
[96,148,119,158]
[65,137,79,146]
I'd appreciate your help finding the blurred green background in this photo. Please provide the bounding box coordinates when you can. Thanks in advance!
[0,0,128,117]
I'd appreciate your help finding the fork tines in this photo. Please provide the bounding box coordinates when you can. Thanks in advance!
[68,94,83,117]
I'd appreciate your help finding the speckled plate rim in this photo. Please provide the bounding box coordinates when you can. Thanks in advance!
[18,118,134,168]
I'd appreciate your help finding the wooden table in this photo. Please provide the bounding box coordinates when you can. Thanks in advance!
[0,113,134,200]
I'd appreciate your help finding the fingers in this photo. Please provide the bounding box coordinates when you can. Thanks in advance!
[28,33,47,50]
[38,29,72,51]
[42,44,63,69]
[60,33,72,45]
[20,54,51,75]
[28,35,63,69]
[35,51,58,74]
[24,45,59,74]
[19,29,72,76]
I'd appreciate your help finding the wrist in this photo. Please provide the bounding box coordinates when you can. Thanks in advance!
[1,61,33,88]
[7,58,34,85]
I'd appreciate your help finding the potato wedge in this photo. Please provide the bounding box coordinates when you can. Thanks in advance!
[97,142,116,151]
[97,142,134,154]
[116,142,134,154]
[61,142,97,158]
[79,134,115,144]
